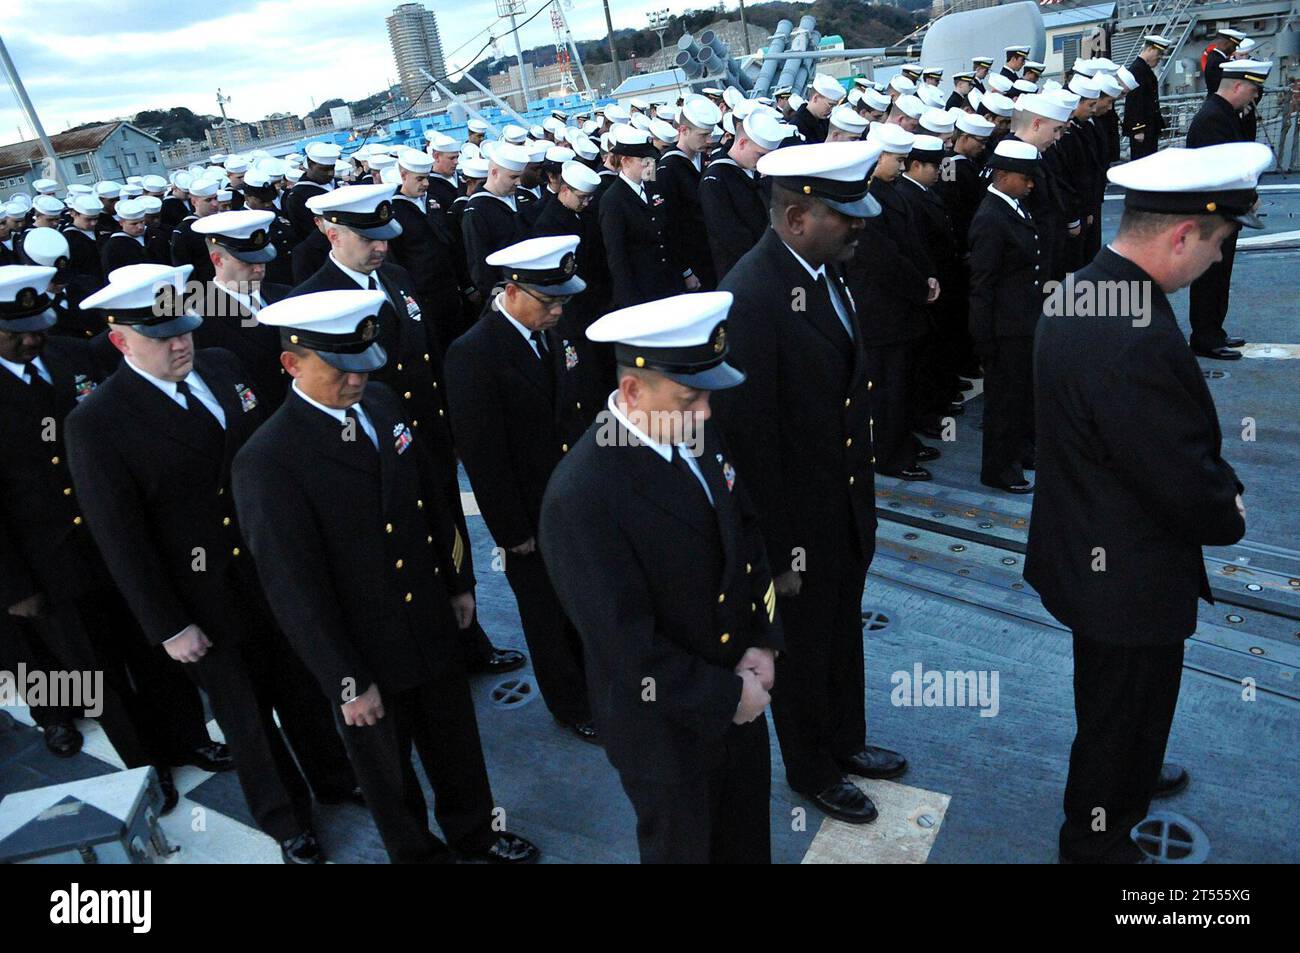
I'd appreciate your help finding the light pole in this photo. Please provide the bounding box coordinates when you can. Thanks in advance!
[648,8,672,67]
[216,88,233,151]
[603,0,622,85]
[496,0,534,110]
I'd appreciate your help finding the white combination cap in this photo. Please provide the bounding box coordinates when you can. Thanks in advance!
[588,291,744,390]
[257,289,389,372]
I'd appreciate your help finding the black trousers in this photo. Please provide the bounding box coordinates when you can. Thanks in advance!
[621,714,772,864]
[438,462,501,670]
[1188,229,1240,352]
[770,556,868,794]
[1128,134,1158,160]
[1,614,76,728]
[865,342,922,474]
[504,550,591,724]
[981,337,1034,486]
[1060,633,1184,862]
[332,665,496,864]
[195,626,355,842]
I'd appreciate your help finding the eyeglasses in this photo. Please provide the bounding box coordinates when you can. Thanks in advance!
[518,285,572,310]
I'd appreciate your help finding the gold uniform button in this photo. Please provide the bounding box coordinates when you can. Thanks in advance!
[717,593,725,604]
[426,535,433,544]
[575,402,582,410]
[218,487,224,496]
[51,456,60,465]
[561,443,569,452]
[868,380,874,391]
[404,592,413,603]
[869,418,874,426]
[871,456,877,465]
[395,559,404,569]
[432,381,438,389]
[424,353,430,362]
[222,517,231,526]
[751,603,756,612]
[397,363,403,371]
[849,476,855,485]
[63,487,72,496]
[845,438,852,448]
[385,523,394,534]
[404,391,412,399]
[438,409,444,417]
[434,567,440,575]
[416,499,424,509]
[232,547,240,557]
[844,398,851,407]
[72,515,83,526]
[745,563,751,574]
[719,632,730,644]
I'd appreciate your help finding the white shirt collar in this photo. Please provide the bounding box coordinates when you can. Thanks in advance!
[213,281,264,312]
[494,293,536,348]
[780,241,826,282]
[606,391,673,462]
[292,380,353,425]
[987,185,1023,215]
[902,173,929,192]
[484,189,517,210]
[618,172,646,198]
[124,357,212,404]
[0,354,48,383]
[329,251,376,290]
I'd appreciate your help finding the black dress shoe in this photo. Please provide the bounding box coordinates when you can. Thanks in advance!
[156,768,179,815]
[464,647,527,675]
[43,723,82,758]
[1192,346,1242,361]
[558,719,600,744]
[461,832,540,864]
[1223,336,1246,348]
[837,745,908,780]
[879,466,933,481]
[317,785,367,807]
[1021,456,1036,472]
[805,780,878,824]
[981,477,1034,494]
[281,830,325,864]
[1152,762,1189,799]
[184,741,235,772]
[916,446,941,462]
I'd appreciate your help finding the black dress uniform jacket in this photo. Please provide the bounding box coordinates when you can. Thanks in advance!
[848,178,933,346]
[170,215,216,284]
[936,155,986,259]
[461,191,524,298]
[656,150,716,289]
[793,103,829,144]
[699,159,769,282]
[540,414,784,782]
[101,233,152,274]
[283,179,331,242]
[191,281,292,412]
[160,195,189,229]
[61,226,104,303]
[1185,91,1245,146]
[1123,56,1164,155]
[599,176,683,309]
[290,230,330,286]
[967,190,1043,347]
[1025,248,1246,643]
[1203,46,1231,95]
[389,192,470,340]
[530,194,612,330]
[232,383,474,699]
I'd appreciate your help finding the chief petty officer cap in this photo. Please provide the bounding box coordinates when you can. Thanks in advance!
[588,291,745,391]
[1005,44,1031,56]
[757,139,884,219]
[306,183,403,240]
[1143,34,1174,50]
[609,125,658,159]
[486,235,587,297]
[1218,28,1247,41]
[79,264,200,338]
[0,265,60,333]
[257,289,389,373]
[985,139,1040,175]
[1219,59,1273,86]
[952,70,975,82]
[922,66,943,78]
[192,209,279,263]
[1108,141,1273,228]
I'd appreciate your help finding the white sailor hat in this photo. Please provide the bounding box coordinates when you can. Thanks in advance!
[1218,27,1248,40]
[581,120,599,136]
[489,143,531,173]
[257,158,287,181]
[20,228,71,279]
[604,104,631,124]
[868,122,916,155]
[95,180,123,199]
[986,139,1039,175]
[380,166,401,186]
[630,113,653,132]
[561,161,600,194]
[1115,66,1139,92]
[543,116,566,136]
[501,124,529,145]
[1012,79,1038,95]
[1093,58,1118,72]
[758,140,884,218]
[192,209,278,263]
[257,289,389,373]
[788,94,805,111]
[305,141,342,166]
[397,148,433,174]
[609,125,657,159]
[1095,73,1125,97]
[680,97,722,130]
[543,146,575,170]
[1004,44,1031,56]
[1071,58,1100,77]
[829,104,868,135]
[919,107,955,136]
[243,168,275,196]
[847,88,864,107]
[741,110,787,152]
[732,98,759,121]
[568,133,599,162]
[141,174,168,193]
[2,201,25,218]
[526,139,551,163]
[224,155,249,173]
[1016,92,1072,122]
[1110,141,1272,227]
[487,234,586,296]
[529,125,546,140]
[119,184,144,199]
[211,153,228,164]
[811,74,846,102]
[1220,59,1273,85]
[894,94,926,119]
[467,118,490,134]
[70,194,103,216]
[285,168,304,183]
[307,183,403,240]
[80,264,199,338]
[588,291,744,391]
[139,195,163,216]
[0,265,61,332]
[169,170,191,189]
[425,131,462,154]
[1067,75,1102,99]
[955,111,996,138]
[32,178,59,195]
[916,84,947,109]
[909,134,946,163]
[1238,37,1258,53]
[33,195,64,216]
[862,88,892,112]
[968,89,985,112]
[656,105,678,123]
[113,198,146,222]
[1048,88,1082,112]
[368,152,397,171]
[723,86,744,110]
[630,98,651,112]
[67,184,93,196]
[189,178,221,199]
[461,142,481,161]
[648,119,678,144]
[986,73,1014,93]
[459,156,490,179]
[219,188,237,202]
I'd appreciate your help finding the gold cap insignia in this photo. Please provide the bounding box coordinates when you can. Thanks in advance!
[360,318,377,342]
[561,251,576,276]
[16,287,38,309]
[1206,201,1217,212]
[378,202,391,221]
[250,229,267,246]
[713,324,726,354]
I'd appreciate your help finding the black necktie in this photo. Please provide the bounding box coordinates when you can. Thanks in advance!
[529,329,550,359]
[367,275,378,290]
[671,445,712,508]
[23,362,50,389]
[344,407,376,451]
[175,380,224,444]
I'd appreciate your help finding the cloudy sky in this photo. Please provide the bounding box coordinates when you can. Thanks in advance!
[0,0,727,146]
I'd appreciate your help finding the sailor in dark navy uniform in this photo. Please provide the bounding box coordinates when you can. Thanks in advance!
[170,177,222,284]
[100,198,155,274]
[1123,36,1171,159]
[283,142,340,242]
[698,110,784,282]
[1203,28,1246,95]
[60,194,107,312]
[541,291,784,863]
[461,143,530,298]
[971,56,993,93]
[239,167,296,287]
[655,96,723,292]
[792,73,844,144]
[946,71,976,111]
[1027,142,1269,863]
[1001,44,1029,82]
[234,290,539,866]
